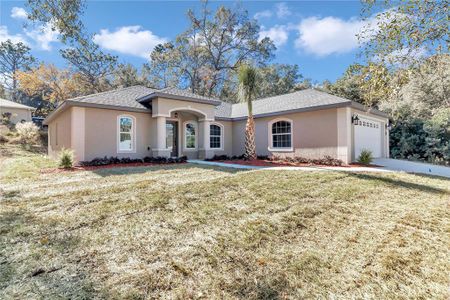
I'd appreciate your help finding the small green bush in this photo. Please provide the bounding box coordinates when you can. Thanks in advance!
[357,149,373,164]
[59,148,74,169]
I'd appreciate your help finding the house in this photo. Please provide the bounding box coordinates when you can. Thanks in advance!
[43,86,389,164]
[0,98,35,124]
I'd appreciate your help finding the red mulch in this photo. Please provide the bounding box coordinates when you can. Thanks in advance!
[219,159,382,168]
[41,162,186,174]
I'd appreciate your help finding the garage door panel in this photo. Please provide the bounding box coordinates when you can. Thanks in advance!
[354,117,382,158]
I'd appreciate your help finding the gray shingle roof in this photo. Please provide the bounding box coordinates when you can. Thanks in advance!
[215,89,352,119]
[156,87,222,104]
[0,98,35,110]
[54,86,386,121]
[66,85,156,109]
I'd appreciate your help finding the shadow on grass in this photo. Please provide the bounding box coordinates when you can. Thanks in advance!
[0,209,104,299]
[346,172,449,195]
[90,162,247,177]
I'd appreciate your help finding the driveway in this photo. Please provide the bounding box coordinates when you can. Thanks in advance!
[373,158,450,179]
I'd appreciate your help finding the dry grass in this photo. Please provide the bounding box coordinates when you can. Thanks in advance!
[1,145,449,299]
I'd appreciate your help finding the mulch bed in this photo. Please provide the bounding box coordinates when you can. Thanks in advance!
[219,159,382,168]
[41,162,186,174]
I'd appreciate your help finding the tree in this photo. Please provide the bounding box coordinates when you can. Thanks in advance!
[322,63,391,108]
[321,64,365,103]
[379,54,450,120]
[148,1,275,99]
[112,63,147,88]
[16,63,78,108]
[60,40,117,93]
[359,0,449,67]
[256,64,301,98]
[26,0,86,43]
[0,84,6,98]
[238,64,258,160]
[25,0,117,93]
[0,40,36,101]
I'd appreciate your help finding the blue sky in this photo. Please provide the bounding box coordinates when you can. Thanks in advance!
[0,0,372,83]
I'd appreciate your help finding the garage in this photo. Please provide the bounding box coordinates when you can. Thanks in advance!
[354,117,383,158]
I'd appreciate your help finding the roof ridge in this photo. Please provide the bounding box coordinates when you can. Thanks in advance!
[66,85,151,102]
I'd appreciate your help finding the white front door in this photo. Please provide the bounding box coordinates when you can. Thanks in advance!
[354,117,382,158]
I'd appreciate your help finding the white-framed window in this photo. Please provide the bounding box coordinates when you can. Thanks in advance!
[210,123,223,150]
[268,119,293,151]
[117,115,136,152]
[184,121,197,150]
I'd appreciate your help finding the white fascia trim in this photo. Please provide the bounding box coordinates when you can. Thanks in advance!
[268,147,294,152]
[152,113,171,118]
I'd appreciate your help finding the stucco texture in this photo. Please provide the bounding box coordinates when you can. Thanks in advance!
[232,108,339,159]
[0,107,32,124]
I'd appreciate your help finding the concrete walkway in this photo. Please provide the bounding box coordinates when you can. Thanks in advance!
[188,160,392,173]
[374,158,450,178]
[188,160,266,170]
[189,159,450,179]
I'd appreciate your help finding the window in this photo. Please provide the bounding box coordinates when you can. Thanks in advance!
[118,116,135,152]
[210,124,222,149]
[185,122,196,149]
[270,120,292,149]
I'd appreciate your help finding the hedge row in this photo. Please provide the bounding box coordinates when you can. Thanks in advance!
[79,156,188,167]
[205,154,269,161]
[270,155,344,166]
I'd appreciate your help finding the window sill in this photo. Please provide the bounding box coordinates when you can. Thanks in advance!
[268,147,294,152]
[183,148,197,152]
[118,150,136,154]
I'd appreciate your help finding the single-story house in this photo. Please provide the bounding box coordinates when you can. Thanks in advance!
[43,86,389,164]
[0,98,35,124]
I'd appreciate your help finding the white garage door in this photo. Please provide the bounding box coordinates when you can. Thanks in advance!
[354,117,382,158]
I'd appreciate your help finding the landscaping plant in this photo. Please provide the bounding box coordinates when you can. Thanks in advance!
[15,121,40,148]
[59,148,74,169]
[357,149,373,164]
[238,64,258,160]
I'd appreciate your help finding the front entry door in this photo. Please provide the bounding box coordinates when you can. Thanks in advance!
[166,121,178,157]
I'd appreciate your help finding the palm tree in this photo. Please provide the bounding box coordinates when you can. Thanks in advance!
[238,64,257,160]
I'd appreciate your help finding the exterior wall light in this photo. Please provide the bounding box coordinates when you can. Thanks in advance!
[351,114,360,124]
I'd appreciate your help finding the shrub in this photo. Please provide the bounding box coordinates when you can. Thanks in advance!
[270,155,344,166]
[16,122,40,146]
[59,148,74,169]
[357,149,373,165]
[80,155,187,167]
[1,112,12,126]
[0,134,8,144]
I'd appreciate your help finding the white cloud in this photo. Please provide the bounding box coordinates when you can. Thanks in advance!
[0,26,27,44]
[11,7,28,20]
[93,26,166,59]
[276,2,291,18]
[254,10,272,19]
[259,25,289,47]
[294,16,365,56]
[25,23,59,51]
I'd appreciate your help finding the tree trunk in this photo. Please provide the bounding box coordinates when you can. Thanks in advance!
[244,115,257,160]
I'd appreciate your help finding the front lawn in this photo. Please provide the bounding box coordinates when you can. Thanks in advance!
[1,145,449,299]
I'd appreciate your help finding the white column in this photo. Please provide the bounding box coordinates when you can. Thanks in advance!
[156,116,166,150]
[71,107,85,162]
[201,120,210,151]
[337,107,352,164]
